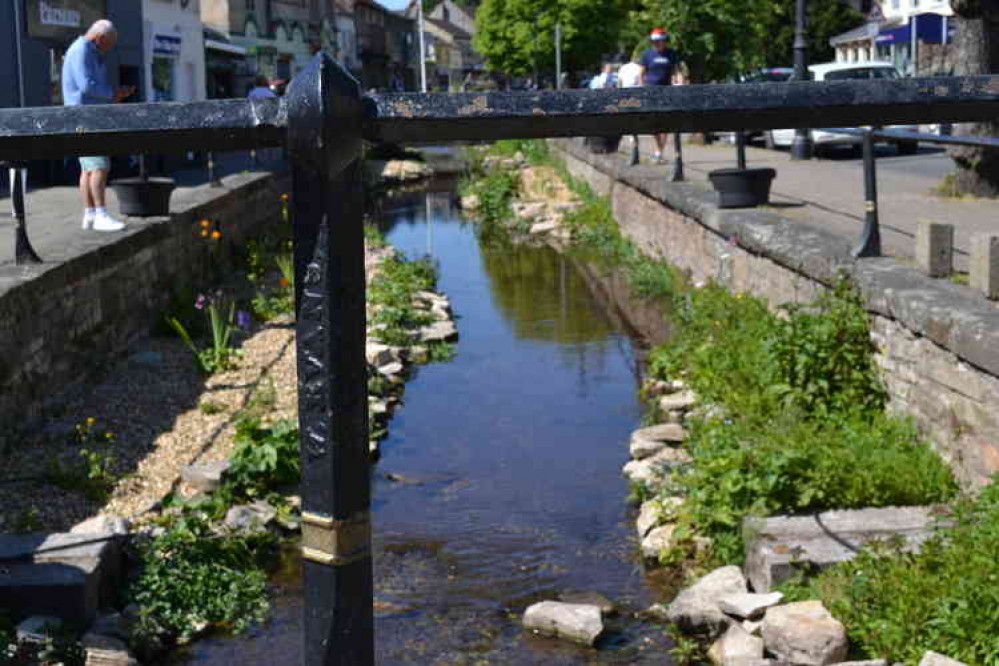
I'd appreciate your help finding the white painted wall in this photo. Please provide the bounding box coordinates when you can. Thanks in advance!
[142,0,206,102]
[880,0,952,21]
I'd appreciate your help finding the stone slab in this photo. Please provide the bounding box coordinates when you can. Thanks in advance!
[743,506,945,592]
[970,233,999,300]
[915,221,953,278]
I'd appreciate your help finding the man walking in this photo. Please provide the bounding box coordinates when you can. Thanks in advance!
[62,19,134,232]
[638,28,685,164]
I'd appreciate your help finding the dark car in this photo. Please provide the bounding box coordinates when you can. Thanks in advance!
[736,68,795,147]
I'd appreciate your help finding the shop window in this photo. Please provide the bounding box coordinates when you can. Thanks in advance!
[152,57,175,101]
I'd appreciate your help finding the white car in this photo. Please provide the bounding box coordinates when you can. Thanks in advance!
[767,61,920,155]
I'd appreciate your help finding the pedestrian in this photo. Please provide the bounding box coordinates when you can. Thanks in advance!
[588,63,618,90]
[62,19,134,232]
[638,28,685,164]
[617,56,644,151]
[247,75,278,100]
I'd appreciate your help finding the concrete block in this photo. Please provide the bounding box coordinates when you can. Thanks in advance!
[743,506,945,592]
[915,221,953,278]
[0,532,122,623]
[970,233,999,299]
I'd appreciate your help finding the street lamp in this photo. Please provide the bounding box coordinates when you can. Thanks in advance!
[791,0,813,161]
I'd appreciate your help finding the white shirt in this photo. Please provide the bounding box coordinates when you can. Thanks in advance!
[618,62,642,88]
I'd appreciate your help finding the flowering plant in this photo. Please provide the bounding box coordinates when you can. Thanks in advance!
[166,292,242,374]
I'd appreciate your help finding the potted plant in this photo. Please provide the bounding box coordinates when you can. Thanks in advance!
[708,132,776,208]
[111,154,176,217]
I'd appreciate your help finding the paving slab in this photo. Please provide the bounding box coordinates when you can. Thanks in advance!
[743,506,947,592]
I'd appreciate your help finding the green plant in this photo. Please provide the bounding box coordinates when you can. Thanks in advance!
[199,401,226,415]
[223,418,300,500]
[368,252,439,347]
[666,624,706,666]
[167,293,241,374]
[426,341,457,363]
[11,507,42,533]
[46,418,120,502]
[364,224,388,249]
[128,510,272,645]
[780,479,999,665]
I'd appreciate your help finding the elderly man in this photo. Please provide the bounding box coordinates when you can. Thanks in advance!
[62,19,134,232]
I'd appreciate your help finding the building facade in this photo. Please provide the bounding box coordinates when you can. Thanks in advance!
[356,0,388,90]
[386,11,416,90]
[142,0,206,103]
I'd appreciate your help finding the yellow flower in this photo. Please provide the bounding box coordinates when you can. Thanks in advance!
[86,417,96,426]
[199,219,210,228]
[280,193,290,202]
[201,230,209,237]
[211,230,222,240]
[105,432,114,439]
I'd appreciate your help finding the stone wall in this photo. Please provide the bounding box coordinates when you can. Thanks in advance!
[0,171,290,441]
[552,138,999,490]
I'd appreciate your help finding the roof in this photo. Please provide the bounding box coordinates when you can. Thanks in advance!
[425,17,472,40]
[829,21,880,45]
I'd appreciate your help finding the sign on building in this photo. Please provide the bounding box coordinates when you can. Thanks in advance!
[26,0,108,43]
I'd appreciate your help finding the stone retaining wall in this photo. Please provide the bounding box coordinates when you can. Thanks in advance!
[0,171,291,441]
[552,138,999,489]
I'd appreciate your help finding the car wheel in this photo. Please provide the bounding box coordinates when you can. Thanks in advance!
[764,131,777,150]
[896,140,918,156]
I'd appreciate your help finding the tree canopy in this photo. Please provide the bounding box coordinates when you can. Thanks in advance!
[473,0,635,77]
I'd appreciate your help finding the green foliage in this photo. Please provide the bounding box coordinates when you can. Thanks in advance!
[46,418,120,502]
[767,279,887,417]
[426,341,458,363]
[666,624,707,666]
[474,0,634,76]
[368,253,439,347]
[167,293,241,375]
[780,480,999,665]
[199,401,226,415]
[365,224,388,249]
[128,509,272,645]
[223,418,301,500]
[758,0,865,70]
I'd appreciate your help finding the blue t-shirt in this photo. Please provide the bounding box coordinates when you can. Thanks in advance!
[640,47,681,86]
[62,36,113,106]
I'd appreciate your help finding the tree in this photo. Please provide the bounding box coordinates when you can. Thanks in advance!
[474,0,633,78]
[760,0,865,68]
[948,0,999,197]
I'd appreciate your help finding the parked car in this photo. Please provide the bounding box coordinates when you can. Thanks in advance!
[767,61,920,155]
[735,68,795,146]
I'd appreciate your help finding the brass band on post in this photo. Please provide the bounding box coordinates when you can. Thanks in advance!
[865,201,877,213]
[301,510,371,566]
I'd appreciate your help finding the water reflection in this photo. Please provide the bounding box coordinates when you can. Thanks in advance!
[178,179,673,665]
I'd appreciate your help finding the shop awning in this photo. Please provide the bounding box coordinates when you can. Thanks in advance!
[206,39,247,56]
[875,13,956,45]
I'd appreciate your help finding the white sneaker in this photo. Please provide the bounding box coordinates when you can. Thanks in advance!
[653,151,663,164]
[82,214,94,230]
[91,213,125,232]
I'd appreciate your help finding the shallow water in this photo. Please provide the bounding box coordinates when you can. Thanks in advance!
[175,180,675,664]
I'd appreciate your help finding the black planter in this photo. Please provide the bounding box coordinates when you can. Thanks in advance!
[584,135,622,154]
[110,177,176,217]
[708,168,777,208]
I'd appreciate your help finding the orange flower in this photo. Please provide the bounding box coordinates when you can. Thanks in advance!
[278,277,290,288]
[199,219,211,228]
[211,230,222,240]
[200,230,209,237]
[280,193,290,202]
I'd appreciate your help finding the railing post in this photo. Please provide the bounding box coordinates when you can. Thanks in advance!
[286,53,373,666]
[670,132,684,182]
[853,129,881,258]
[735,130,747,171]
[207,151,223,188]
[629,134,640,166]
[10,165,41,265]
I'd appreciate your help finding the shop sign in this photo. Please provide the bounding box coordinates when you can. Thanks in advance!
[26,0,107,42]
[153,34,182,56]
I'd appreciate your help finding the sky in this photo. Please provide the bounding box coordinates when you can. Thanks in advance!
[379,0,410,10]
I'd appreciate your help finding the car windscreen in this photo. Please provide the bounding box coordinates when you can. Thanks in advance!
[822,67,899,81]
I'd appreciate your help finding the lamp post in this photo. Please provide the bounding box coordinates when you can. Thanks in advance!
[555,22,562,89]
[417,0,427,92]
[791,0,813,161]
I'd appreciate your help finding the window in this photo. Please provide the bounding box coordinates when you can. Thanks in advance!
[823,66,899,81]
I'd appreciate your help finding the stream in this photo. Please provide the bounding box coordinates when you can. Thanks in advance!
[174,177,676,664]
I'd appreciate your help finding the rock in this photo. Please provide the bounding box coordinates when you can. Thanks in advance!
[224,500,278,532]
[378,159,431,182]
[659,390,698,413]
[666,565,748,637]
[918,653,967,666]
[70,515,131,536]
[641,524,676,561]
[523,601,603,646]
[366,342,397,367]
[513,201,547,221]
[636,501,661,538]
[407,345,430,364]
[89,612,130,641]
[16,616,62,643]
[530,221,559,235]
[82,632,139,665]
[632,423,687,447]
[742,619,763,636]
[718,592,784,621]
[557,591,616,616]
[623,447,692,489]
[708,623,765,666]
[460,194,480,210]
[630,437,667,460]
[832,661,887,666]
[179,461,230,493]
[744,506,947,592]
[378,361,405,377]
[418,320,458,343]
[761,600,848,666]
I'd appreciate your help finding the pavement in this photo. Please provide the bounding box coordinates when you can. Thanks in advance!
[0,150,286,267]
[628,135,996,273]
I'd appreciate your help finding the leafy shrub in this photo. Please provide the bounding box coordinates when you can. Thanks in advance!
[368,253,438,346]
[780,479,999,665]
[224,418,300,500]
[128,510,271,645]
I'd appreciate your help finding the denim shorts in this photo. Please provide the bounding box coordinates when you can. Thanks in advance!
[79,156,110,171]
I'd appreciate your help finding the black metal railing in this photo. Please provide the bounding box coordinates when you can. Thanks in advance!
[3,55,999,666]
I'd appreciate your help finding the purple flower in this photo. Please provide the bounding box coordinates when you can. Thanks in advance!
[195,294,207,310]
[236,310,252,331]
